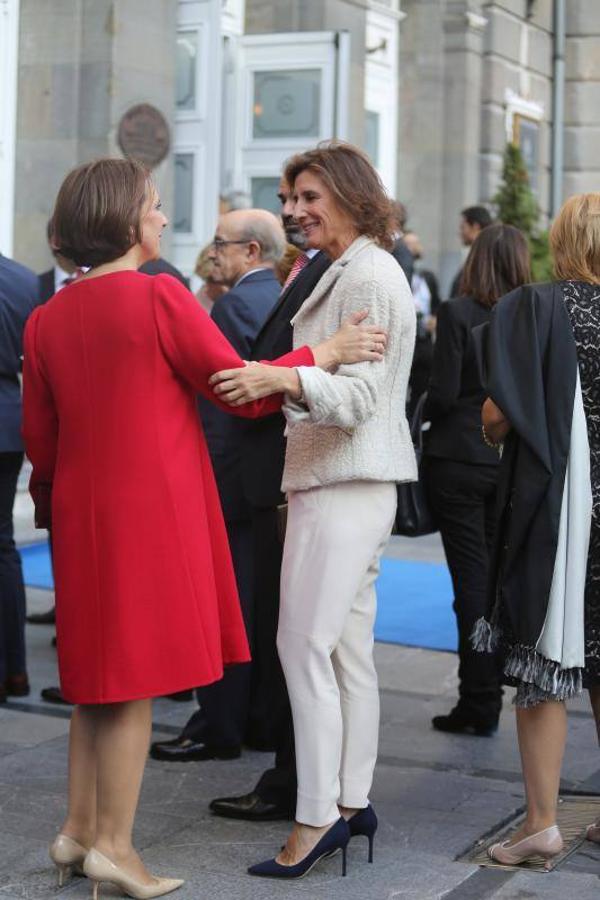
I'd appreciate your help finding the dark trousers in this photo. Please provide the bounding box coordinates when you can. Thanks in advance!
[184,506,297,808]
[191,517,253,748]
[425,457,502,724]
[254,709,296,810]
[248,506,296,809]
[245,507,290,749]
[0,452,27,684]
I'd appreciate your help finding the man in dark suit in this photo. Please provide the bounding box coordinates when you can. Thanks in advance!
[0,255,39,701]
[151,208,287,760]
[390,200,414,286]
[449,205,493,299]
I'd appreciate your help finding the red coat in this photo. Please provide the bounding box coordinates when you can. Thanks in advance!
[22,271,313,704]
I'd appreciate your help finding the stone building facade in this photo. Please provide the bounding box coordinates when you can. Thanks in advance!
[0,0,598,289]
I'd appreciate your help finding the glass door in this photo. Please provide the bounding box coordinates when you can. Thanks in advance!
[231,31,350,213]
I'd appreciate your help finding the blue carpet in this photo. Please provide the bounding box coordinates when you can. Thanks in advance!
[19,542,457,653]
[374,557,457,652]
[19,541,54,591]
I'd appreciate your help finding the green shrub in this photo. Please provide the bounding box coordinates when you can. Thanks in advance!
[493,143,553,282]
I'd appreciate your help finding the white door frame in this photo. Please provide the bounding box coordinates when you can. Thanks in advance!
[173,0,222,276]
[0,0,20,256]
[364,7,400,196]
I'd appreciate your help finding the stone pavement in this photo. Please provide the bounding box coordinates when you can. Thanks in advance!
[3,493,600,899]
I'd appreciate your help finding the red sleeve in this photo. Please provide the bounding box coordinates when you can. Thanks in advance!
[22,307,58,527]
[153,275,313,418]
[261,346,315,368]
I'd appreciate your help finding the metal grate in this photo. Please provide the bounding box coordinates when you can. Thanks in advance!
[461,795,600,873]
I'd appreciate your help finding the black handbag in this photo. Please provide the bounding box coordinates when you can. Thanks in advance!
[395,392,437,537]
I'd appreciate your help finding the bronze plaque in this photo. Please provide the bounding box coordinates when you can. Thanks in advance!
[117,104,170,169]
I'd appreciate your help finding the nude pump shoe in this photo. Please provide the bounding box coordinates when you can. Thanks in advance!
[487,824,564,870]
[84,848,184,899]
[49,833,88,887]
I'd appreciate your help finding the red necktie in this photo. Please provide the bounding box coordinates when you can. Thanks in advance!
[283,252,309,290]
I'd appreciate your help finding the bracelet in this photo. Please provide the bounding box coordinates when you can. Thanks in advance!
[481,424,503,452]
[293,368,304,404]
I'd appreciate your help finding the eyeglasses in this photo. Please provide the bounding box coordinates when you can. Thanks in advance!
[211,238,250,251]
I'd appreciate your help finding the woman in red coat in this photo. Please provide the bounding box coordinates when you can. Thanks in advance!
[23,158,383,899]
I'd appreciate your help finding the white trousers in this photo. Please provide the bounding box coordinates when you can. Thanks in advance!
[277,481,397,826]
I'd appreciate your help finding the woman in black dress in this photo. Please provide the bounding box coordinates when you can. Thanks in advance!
[476,193,600,866]
[424,224,531,736]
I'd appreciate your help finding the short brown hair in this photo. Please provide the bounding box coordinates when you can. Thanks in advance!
[460,223,531,307]
[550,193,600,285]
[51,158,152,267]
[284,141,395,251]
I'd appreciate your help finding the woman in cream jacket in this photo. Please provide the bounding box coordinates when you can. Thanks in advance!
[211,142,417,878]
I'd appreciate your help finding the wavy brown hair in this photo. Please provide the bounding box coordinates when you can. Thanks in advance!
[550,193,600,284]
[283,141,395,251]
[460,223,531,308]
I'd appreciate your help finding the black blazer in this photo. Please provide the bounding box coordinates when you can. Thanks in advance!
[139,257,189,288]
[449,266,463,300]
[38,269,56,303]
[391,238,414,286]
[198,269,281,520]
[475,283,580,661]
[424,295,498,466]
[240,252,332,508]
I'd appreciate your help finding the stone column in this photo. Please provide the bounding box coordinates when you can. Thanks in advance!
[396,0,446,278]
[0,0,20,256]
[14,0,177,269]
[564,0,600,198]
[439,0,487,295]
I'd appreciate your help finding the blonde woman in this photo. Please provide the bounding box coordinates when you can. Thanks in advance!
[475,193,600,866]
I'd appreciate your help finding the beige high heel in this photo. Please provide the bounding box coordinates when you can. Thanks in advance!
[49,833,88,887]
[488,824,564,870]
[83,848,184,899]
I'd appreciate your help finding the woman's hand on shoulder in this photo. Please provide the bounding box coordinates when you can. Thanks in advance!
[312,310,387,372]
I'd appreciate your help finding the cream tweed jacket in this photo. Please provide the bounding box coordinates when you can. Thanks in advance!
[281,236,418,492]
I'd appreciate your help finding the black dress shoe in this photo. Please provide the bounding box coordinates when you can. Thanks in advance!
[6,674,30,697]
[26,607,56,625]
[41,686,72,705]
[432,706,498,737]
[209,791,294,821]
[149,736,240,762]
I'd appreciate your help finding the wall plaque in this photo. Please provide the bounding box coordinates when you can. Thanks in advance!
[117,104,170,169]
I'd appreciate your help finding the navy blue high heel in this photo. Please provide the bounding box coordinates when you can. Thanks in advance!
[248,817,350,879]
[348,804,378,863]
